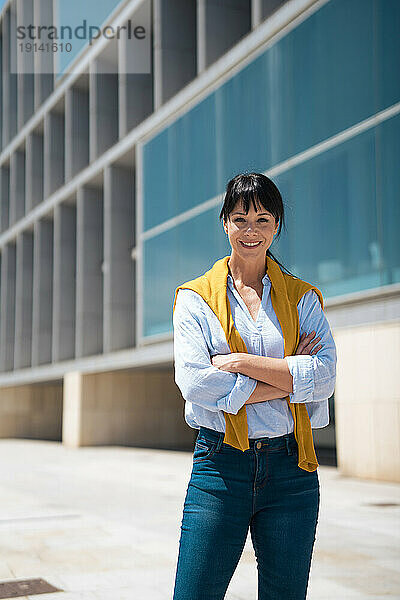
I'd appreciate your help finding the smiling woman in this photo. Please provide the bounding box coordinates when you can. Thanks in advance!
[225,205,278,258]
[220,172,285,276]
[172,171,337,600]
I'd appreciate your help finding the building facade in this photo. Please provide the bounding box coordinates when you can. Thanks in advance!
[0,0,399,482]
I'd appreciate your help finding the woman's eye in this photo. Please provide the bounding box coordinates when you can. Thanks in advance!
[234,217,269,223]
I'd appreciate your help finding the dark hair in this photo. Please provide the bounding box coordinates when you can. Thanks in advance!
[219,172,295,276]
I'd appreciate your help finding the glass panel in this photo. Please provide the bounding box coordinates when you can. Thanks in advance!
[215,54,271,184]
[55,0,122,76]
[141,0,400,336]
[376,114,400,286]
[143,116,400,337]
[175,97,218,219]
[143,128,176,231]
[274,127,379,298]
[143,0,392,231]
[143,206,230,338]
[143,95,217,231]
[267,0,375,163]
[375,0,400,112]
[143,226,179,338]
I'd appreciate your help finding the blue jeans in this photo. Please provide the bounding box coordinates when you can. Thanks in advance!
[173,426,320,600]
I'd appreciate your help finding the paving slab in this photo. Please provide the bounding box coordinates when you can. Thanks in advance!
[0,439,398,599]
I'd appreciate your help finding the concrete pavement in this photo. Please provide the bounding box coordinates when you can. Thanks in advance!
[0,439,399,599]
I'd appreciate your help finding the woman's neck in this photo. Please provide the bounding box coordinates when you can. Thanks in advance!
[227,253,267,287]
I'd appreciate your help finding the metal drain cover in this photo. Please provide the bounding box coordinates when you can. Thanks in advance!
[0,578,62,598]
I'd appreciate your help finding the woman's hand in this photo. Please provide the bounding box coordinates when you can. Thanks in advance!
[211,353,242,372]
[295,331,322,355]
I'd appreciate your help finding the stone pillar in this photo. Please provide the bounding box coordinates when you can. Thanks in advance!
[32,219,53,366]
[103,165,135,352]
[65,86,89,181]
[52,203,76,362]
[251,0,262,28]
[0,243,16,372]
[26,131,44,211]
[33,0,54,108]
[2,6,18,145]
[76,187,103,358]
[334,321,400,483]
[0,165,10,232]
[44,110,65,198]
[197,0,250,72]
[153,0,196,109]
[62,369,193,448]
[89,60,118,161]
[9,149,25,224]
[14,231,33,369]
[16,0,34,128]
[118,0,153,136]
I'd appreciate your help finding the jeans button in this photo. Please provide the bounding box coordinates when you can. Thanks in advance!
[256,441,262,449]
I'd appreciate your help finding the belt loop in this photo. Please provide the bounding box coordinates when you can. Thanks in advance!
[285,435,292,455]
[215,432,223,452]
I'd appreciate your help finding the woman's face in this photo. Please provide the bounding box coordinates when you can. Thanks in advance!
[223,200,279,260]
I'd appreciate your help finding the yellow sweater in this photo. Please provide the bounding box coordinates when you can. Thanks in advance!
[173,254,324,472]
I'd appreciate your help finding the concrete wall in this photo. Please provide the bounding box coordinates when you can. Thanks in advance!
[0,382,63,440]
[334,320,400,483]
[63,368,193,449]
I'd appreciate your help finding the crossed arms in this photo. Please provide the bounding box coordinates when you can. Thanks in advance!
[173,288,337,414]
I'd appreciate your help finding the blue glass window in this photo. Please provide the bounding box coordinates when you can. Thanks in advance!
[143,0,400,232]
[140,0,400,337]
[143,206,230,338]
[274,127,379,296]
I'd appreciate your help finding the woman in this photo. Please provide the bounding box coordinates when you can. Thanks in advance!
[172,172,337,600]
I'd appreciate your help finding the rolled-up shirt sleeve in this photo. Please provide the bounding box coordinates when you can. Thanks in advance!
[173,289,257,414]
[285,289,337,403]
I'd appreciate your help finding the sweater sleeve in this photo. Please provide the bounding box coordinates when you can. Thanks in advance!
[173,289,257,414]
[284,289,337,403]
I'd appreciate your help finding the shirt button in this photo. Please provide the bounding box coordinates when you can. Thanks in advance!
[256,441,262,449]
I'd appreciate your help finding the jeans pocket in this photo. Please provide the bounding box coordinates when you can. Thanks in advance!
[288,447,299,466]
[193,439,217,462]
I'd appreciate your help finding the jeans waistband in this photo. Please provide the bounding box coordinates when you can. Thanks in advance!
[198,426,297,454]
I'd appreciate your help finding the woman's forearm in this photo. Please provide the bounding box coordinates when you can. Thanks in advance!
[245,381,289,405]
[233,353,294,393]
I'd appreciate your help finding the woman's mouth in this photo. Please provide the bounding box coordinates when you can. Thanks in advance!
[239,240,262,248]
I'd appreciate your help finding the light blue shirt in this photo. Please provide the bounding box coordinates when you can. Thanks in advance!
[173,270,337,438]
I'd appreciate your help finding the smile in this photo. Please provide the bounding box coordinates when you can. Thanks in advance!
[239,240,262,248]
